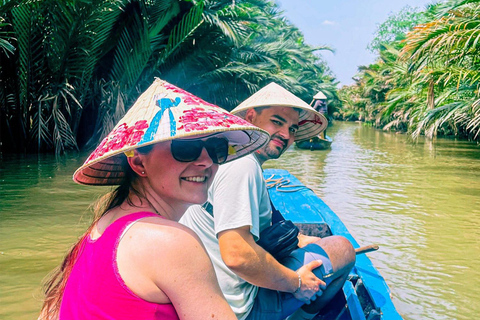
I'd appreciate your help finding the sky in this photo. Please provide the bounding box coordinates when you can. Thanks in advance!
[275,0,435,86]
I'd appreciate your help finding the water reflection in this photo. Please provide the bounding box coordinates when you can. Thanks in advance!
[1,122,479,320]
[0,153,103,319]
[266,122,480,320]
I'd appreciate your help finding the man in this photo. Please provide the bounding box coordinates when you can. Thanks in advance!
[180,83,355,320]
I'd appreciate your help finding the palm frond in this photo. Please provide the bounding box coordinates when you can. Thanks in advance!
[158,2,205,65]
[52,96,78,155]
[31,97,53,151]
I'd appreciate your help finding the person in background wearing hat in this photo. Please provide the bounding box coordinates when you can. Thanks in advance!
[180,83,356,320]
[38,79,269,320]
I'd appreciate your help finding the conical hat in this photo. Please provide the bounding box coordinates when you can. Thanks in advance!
[74,78,269,185]
[313,91,327,100]
[231,82,327,141]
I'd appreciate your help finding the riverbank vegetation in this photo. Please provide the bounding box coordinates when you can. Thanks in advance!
[0,0,339,154]
[338,0,480,142]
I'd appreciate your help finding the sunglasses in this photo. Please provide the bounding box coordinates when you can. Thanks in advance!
[171,137,229,164]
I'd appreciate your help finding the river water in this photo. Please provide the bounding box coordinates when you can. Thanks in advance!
[1,121,479,319]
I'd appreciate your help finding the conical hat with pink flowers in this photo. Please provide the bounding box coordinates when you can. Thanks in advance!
[73,78,269,185]
[231,82,327,141]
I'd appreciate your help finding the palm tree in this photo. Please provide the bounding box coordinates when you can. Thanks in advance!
[339,0,480,141]
[163,1,337,111]
[0,0,204,153]
[1,0,341,154]
[401,0,480,138]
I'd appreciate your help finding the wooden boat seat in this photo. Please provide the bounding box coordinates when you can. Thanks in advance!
[295,222,332,238]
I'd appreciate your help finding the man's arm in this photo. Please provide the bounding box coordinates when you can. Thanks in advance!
[218,226,326,302]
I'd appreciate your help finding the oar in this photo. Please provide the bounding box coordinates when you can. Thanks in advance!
[355,244,379,255]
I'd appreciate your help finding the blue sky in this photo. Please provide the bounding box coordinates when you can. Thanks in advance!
[275,0,435,86]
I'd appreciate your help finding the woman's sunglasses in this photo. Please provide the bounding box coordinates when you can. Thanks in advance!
[171,137,229,164]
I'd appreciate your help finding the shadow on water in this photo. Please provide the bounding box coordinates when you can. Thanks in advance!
[1,122,479,320]
[266,121,480,320]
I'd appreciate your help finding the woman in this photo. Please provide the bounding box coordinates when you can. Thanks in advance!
[39,79,269,320]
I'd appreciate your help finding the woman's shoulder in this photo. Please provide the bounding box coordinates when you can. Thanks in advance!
[121,216,210,276]
[128,216,203,250]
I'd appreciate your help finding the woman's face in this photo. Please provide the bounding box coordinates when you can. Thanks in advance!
[136,140,219,215]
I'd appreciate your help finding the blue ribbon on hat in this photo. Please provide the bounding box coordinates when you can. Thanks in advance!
[140,97,181,144]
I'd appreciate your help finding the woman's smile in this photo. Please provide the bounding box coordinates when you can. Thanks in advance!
[181,175,208,183]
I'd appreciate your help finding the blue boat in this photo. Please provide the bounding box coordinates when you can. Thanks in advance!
[264,169,403,320]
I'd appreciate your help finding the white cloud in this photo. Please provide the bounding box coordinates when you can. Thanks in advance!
[322,20,337,26]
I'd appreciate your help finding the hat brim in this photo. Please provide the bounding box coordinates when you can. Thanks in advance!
[232,106,327,142]
[73,79,270,186]
[231,83,328,141]
[73,127,268,186]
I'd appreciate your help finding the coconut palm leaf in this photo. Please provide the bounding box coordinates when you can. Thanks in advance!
[109,3,151,90]
[52,95,78,155]
[157,2,204,66]
[467,98,480,137]
[0,17,15,56]
[11,1,39,108]
[148,0,180,36]
[201,2,250,46]
[2,0,343,153]
[31,97,53,151]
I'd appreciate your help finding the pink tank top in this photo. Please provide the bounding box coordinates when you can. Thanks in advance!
[60,212,179,319]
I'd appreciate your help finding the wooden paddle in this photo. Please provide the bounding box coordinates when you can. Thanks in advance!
[355,244,379,255]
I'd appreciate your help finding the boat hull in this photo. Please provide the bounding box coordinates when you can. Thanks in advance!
[295,135,333,150]
[264,169,403,320]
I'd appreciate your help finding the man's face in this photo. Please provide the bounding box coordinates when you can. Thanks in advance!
[245,106,300,163]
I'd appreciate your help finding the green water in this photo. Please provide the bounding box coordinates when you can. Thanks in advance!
[1,121,479,319]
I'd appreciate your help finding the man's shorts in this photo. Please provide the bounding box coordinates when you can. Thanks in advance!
[245,243,334,320]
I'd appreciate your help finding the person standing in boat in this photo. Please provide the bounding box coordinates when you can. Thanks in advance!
[38,79,270,320]
[312,91,328,139]
[180,83,356,320]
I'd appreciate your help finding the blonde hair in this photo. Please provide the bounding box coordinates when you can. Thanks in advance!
[39,146,153,319]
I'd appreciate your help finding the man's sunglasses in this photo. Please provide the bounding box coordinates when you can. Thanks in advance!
[171,137,229,164]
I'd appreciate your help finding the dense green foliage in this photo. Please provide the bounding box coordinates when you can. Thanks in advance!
[367,5,430,53]
[339,0,480,141]
[0,0,338,154]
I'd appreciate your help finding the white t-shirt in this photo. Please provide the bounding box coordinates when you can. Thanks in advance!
[180,154,272,319]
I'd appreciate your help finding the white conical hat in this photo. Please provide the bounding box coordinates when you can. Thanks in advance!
[313,91,327,100]
[73,78,270,185]
[231,82,327,141]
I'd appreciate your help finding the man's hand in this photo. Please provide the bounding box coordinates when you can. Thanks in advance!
[297,234,321,248]
[292,260,326,303]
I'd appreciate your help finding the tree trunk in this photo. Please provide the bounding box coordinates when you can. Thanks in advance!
[427,78,435,110]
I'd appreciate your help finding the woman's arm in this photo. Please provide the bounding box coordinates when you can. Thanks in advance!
[118,219,236,320]
[158,224,236,319]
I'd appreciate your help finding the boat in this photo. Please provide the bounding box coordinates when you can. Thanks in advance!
[264,169,403,320]
[296,90,333,151]
[295,135,333,150]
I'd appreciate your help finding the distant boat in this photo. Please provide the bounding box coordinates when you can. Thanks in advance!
[295,90,332,150]
[264,169,403,320]
[295,135,333,150]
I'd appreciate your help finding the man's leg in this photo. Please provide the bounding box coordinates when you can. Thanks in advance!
[245,287,289,320]
[245,236,355,320]
[245,244,333,320]
[286,236,356,319]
